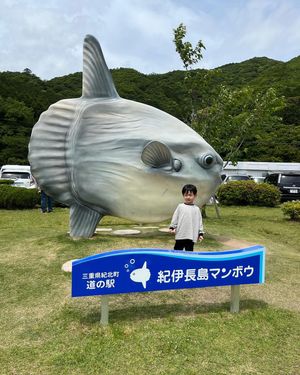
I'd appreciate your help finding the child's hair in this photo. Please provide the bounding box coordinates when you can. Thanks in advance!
[182,184,197,195]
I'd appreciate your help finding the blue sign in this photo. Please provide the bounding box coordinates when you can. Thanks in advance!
[72,245,265,297]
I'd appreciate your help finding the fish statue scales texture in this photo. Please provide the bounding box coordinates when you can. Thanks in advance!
[28,35,223,239]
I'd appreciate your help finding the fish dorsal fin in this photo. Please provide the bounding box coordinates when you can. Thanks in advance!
[142,261,147,269]
[82,35,119,99]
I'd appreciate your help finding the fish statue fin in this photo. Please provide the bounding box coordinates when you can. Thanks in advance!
[82,34,119,99]
[141,279,147,289]
[141,141,172,168]
[69,203,103,238]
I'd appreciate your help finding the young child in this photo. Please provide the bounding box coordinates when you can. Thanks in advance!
[169,184,204,251]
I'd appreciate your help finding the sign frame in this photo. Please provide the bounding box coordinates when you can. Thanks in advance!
[71,245,265,324]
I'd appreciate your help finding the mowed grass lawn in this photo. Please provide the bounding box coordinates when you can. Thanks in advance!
[0,206,299,375]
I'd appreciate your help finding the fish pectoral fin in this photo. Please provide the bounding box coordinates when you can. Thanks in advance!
[82,35,119,99]
[141,141,172,168]
[70,203,102,239]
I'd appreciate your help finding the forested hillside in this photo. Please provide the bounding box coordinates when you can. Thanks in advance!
[0,56,299,165]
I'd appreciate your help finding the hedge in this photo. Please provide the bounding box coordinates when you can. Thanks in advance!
[217,181,281,207]
[0,179,14,185]
[282,201,300,220]
[0,185,40,209]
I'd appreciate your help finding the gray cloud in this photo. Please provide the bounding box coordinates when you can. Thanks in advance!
[0,0,299,79]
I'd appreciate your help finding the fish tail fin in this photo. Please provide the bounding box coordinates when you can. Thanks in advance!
[70,203,103,238]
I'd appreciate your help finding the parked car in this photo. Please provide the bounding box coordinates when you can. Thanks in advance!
[264,173,300,201]
[0,165,37,189]
[252,177,266,184]
[223,175,252,183]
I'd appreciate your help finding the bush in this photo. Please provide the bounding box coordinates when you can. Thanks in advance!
[282,201,300,220]
[0,185,40,209]
[256,183,282,207]
[0,179,14,185]
[217,181,281,207]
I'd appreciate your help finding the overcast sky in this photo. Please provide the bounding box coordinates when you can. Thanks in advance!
[1,0,299,80]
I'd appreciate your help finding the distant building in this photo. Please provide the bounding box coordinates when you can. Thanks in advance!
[223,161,300,178]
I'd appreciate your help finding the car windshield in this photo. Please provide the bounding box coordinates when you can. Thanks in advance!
[228,176,249,181]
[1,172,30,179]
[280,175,300,185]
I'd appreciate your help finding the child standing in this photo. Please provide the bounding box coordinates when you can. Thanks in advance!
[169,184,204,251]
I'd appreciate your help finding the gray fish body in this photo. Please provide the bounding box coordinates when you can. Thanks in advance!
[29,35,223,238]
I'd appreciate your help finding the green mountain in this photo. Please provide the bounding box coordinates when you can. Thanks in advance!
[0,56,299,165]
[217,57,282,88]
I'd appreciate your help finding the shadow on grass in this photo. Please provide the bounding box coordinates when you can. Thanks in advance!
[77,299,268,325]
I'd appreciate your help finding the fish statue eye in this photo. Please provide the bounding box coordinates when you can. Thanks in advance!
[198,153,216,169]
[173,159,182,172]
[141,141,172,168]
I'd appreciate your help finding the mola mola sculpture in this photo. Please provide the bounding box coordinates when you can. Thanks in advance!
[29,35,223,238]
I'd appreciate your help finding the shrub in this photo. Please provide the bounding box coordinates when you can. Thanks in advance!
[0,185,40,209]
[0,179,14,185]
[217,181,281,207]
[282,201,300,220]
[256,183,282,207]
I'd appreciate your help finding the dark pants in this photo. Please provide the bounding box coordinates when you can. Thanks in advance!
[41,191,53,212]
[174,239,194,251]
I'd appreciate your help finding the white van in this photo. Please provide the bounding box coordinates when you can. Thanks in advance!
[0,165,37,189]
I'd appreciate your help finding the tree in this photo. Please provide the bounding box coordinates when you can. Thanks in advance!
[173,23,205,70]
[23,68,32,75]
[196,86,285,165]
[173,23,223,217]
[0,96,34,165]
[172,23,286,166]
[172,23,287,217]
[173,23,206,124]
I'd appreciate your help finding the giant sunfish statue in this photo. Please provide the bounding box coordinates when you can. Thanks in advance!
[29,35,223,239]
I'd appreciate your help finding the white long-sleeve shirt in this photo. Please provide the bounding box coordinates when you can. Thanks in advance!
[170,203,204,243]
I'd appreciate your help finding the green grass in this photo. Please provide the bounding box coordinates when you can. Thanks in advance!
[0,206,299,374]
